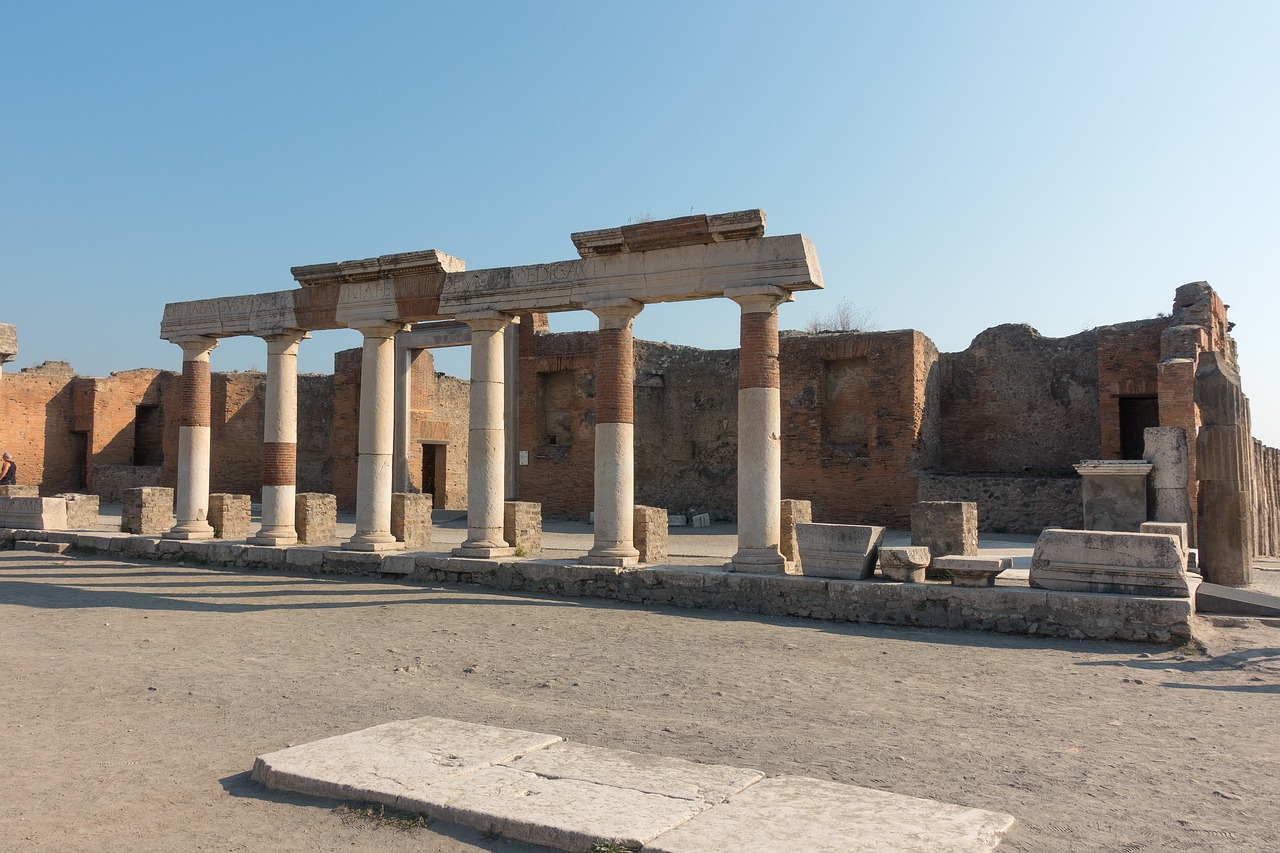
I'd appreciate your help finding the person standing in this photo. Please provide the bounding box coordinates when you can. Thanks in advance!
[0,452,15,485]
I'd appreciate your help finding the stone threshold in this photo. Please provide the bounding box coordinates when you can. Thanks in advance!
[251,714,1015,853]
[0,528,1196,644]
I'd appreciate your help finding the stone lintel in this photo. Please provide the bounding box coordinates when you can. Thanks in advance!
[291,249,466,287]
[570,209,766,258]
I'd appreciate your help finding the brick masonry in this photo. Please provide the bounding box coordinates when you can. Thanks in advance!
[121,487,174,535]
[208,493,252,540]
[392,492,433,549]
[295,493,337,545]
[503,501,543,555]
[634,505,668,564]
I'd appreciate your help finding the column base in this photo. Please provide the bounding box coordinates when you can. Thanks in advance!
[582,545,640,568]
[453,542,516,559]
[727,547,787,574]
[249,531,298,547]
[164,523,215,541]
[343,533,403,553]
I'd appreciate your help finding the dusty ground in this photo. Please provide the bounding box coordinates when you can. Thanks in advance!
[2,550,1278,852]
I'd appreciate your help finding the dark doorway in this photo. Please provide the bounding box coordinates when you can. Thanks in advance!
[421,443,445,504]
[70,432,88,491]
[133,404,164,466]
[1119,395,1160,460]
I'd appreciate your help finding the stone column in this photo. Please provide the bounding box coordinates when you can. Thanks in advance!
[1195,351,1254,586]
[453,312,515,558]
[166,335,218,540]
[250,331,307,546]
[729,286,791,573]
[584,299,643,567]
[344,321,406,552]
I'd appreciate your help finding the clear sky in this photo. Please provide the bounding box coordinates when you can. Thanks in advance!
[3,2,1278,443]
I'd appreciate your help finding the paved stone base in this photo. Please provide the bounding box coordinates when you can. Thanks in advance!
[252,716,1014,853]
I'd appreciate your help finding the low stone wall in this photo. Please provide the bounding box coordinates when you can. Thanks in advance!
[5,528,1196,644]
[93,464,162,504]
[915,474,1082,534]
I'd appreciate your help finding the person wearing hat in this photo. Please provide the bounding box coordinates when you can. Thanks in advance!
[0,452,15,485]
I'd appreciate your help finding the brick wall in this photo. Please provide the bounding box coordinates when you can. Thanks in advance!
[1096,320,1167,459]
[0,362,81,494]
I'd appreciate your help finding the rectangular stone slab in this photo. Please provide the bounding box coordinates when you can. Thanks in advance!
[645,775,1015,853]
[796,522,884,579]
[251,716,562,803]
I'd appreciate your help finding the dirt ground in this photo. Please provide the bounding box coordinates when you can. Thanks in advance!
[2,550,1278,852]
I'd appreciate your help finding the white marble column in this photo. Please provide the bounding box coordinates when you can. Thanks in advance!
[344,321,407,552]
[454,312,515,558]
[250,331,307,546]
[584,299,643,567]
[166,335,219,541]
[729,286,791,573]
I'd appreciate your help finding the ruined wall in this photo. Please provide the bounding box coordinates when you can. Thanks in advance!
[404,350,469,511]
[1097,319,1167,459]
[780,329,936,528]
[916,474,1083,533]
[297,375,334,493]
[0,362,82,495]
[1255,440,1280,557]
[88,368,170,501]
[331,348,362,510]
[208,373,267,499]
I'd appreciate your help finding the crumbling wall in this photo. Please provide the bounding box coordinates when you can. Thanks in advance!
[1254,439,1280,557]
[0,362,81,494]
[916,474,1083,532]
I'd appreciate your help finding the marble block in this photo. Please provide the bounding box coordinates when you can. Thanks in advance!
[1029,528,1191,597]
[911,501,977,557]
[796,523,884,579]
[879,546,932,583]
[936,555,1011,587]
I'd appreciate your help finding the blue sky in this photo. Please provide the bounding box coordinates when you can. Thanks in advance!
[3,2,1278,443]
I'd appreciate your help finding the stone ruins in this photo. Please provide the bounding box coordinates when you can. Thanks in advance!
[2,209,1279,641]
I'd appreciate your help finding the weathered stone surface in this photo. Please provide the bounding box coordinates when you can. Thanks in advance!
[1143,427,1190,489]
[1194,352,1253,586]
[121,487,174,535]
[646,775,1015,853]
[0,485,39,498]
[503,501,541,556]
[691,513,711,528]
[634,505,668,563]
[1140,521,1188,550]
[59,493,99,530]
[1029,528,1191,597]
[392,492,433,550]
[911,501,978,557]
[208,493,252,540]
[935,555,1011,587]
[1074,461,1151,532]
[0,497,68,531]
[796,523,884,579]
[879,546,932,583]
[779,499,812,571]
[0,323,16,361]
[295,493,337,545]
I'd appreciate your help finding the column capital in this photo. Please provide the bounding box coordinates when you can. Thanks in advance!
[457,310,513,333]
[349,320,409,338]
[172,335,219,360]
[586,298,643,328]
[261,329,309,349]
[727,285,793,314]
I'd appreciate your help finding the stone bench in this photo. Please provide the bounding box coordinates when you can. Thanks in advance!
[935,555,1012,588]
[795,523,884,579]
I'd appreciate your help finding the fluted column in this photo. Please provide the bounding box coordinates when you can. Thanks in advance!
[166,335,218,541]
[584,299,643,566]
[344,321,407,552]
[250,331,307,546]
[729,286,791,573]
[453,312,515,558]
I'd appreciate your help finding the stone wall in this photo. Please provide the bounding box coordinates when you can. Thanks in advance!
[0,362,83,495]
[1254,439,1280,557]
[916,474,1083,534]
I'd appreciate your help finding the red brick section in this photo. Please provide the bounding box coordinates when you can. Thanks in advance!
[596,326,634,424]
[262,442,296,487]
[179,360,211,428]
[1096,322,1166,459]
[739,310,779,390]
[331,348,363,511]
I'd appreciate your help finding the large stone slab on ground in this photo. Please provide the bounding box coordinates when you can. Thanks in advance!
[645,775,1015,853]
[1196,583,1280,617]
[796,522,884,579]
[1029,528,1191,597]
[251,716,562,802]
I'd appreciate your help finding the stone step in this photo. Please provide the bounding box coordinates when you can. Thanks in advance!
[252,715,1014,853]
[1197,582,1280,617]
[13,539,69,554]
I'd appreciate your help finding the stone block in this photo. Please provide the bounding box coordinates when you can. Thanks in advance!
[1074,460,1151,532]
[58,493,99,530]
[392,492,433,550]
[0,485,39,498]
[691,513,711,528]
[208,493,252,540]
[795,523,884,579]
[878,546,932,583]
[381,554,417,575]
[935,555,1011,587]
[910,501,977,557]
[503,501,542,556]
[779,499,813,570]
[1151,487,1193,528]
[668,514,687,527]
[1029,528,1191,597]
[295,493,337,545]
[634,505,668,563]
[1143,426,1189,489]
[121,487,174,535]
[0,496,69,531]
[1140,521,1188,551]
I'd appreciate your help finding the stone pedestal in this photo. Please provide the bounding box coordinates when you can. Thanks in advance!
[878,546,932,583]
[1143,427,1193,529]
[634,505,669,564]
[779,499,813,572]
[209,494,252,540]
[123,487,175,535]
[296,493,337,545]
[937,555,1011,587]
[504,501,542,556]
[910,501,978,557]
[59,493,100,530]
[795,522,884,579]
[392,493,433,550]
[1074,461,1152,532]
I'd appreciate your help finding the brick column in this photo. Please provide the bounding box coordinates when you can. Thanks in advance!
[166,335,218,540]
[250,331,307,546]
[584,299,643,567]
[344,321,406,552]
[729,286,791,573]
[454,312,515,558]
